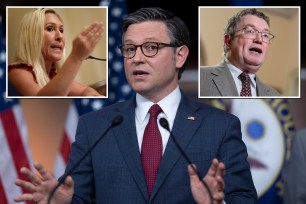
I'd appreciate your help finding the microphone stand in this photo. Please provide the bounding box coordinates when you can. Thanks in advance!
[159,118,213,204]
[47,115,123,204]
[86,55,107,61]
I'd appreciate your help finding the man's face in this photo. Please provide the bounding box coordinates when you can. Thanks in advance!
[226,15,271,74]
[123,21,186,102]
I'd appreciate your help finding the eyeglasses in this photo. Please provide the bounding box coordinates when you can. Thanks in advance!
[118,42,177,59]
[236,27,275,43]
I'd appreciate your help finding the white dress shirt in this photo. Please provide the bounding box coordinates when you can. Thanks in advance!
[135,86,181,154]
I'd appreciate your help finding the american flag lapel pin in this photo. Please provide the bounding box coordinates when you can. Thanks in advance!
[187,116,195,121]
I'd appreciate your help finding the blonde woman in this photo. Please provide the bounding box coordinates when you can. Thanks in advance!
[8,8,104,96]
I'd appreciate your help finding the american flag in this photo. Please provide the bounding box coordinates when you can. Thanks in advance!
[53,0,134,179]
[0,15,33,204]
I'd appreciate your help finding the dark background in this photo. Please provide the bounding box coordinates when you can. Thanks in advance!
[1,0,304,68]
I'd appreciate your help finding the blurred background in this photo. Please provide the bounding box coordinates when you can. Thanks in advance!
[0,0,305,203]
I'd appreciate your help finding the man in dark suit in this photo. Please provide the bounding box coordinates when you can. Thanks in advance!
[200,8,280,97]
[15,7,257,203]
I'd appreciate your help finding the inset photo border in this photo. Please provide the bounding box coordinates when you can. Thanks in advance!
[6,6,108,98]
[198,6,300,99]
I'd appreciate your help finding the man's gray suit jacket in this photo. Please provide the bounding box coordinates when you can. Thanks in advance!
[200,62,281,97]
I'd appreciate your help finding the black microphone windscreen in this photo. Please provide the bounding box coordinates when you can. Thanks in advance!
[159,118,169,130]
[112,115,123,126]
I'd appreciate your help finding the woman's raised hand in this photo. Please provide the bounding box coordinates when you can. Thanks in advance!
[70,22,104,61]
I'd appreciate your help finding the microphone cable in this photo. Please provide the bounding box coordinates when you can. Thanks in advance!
[159,118,213,204]
[47,115,123,204]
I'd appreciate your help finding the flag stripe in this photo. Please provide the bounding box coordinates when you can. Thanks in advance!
[1,108,31,195]
[64,104,78,142]
[13,105,33,165]
[0,120,21,203]
[61,133,72,163]
[0,177,8,204]
[53,103,77,179]
[53,156,66,179]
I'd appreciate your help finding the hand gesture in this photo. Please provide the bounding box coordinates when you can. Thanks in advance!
[70,22,104,61]
[188,158,225,204]
[14,162,74,204]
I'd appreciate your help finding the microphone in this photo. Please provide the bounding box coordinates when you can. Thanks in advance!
[47,115,124,204]
[87,55,107,61]
[159,118,213,204]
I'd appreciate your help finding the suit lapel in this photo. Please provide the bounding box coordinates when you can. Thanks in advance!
[212,62,239,96]
[112,97,149,201]
[150,94,204,199]
[256,76,269,96]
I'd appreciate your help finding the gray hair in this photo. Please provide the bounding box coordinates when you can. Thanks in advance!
[223,8,270,54]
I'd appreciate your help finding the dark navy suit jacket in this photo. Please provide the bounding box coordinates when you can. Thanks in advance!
[66,92,257,203]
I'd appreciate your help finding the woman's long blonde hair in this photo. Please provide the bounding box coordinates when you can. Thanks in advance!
[15,8,63,86]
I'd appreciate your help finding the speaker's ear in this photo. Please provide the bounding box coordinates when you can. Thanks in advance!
[224,34,231,48]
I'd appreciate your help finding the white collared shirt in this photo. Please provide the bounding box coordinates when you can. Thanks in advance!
[135,86,181,154]
[226,59,257,96]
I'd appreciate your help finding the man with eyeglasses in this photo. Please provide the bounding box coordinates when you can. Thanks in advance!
[14,7,257,204]
[200,8,281,97]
